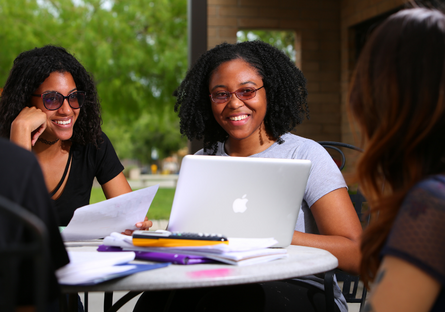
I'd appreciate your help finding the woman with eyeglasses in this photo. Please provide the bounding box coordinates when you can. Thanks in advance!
[0,45,152,232]
[133,41,362,312]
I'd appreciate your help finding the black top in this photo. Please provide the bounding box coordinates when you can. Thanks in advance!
[0,137,70,306]
[54,132,124,226]
[382,174,445,312]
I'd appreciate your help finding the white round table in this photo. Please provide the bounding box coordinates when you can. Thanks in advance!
[61,245,337,293]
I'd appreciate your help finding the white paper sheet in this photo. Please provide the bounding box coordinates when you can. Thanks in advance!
[57,250,169,285]
[61,185,159,241]
[56,251,136,285]
[57,251,136,278]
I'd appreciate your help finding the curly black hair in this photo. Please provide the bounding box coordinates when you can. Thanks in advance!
[0,45,102,146]
[173,40,309,154]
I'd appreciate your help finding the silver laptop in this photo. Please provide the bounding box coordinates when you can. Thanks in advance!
[167,155,311,247]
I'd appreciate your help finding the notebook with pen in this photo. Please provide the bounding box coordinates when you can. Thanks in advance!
[167,155,311,248]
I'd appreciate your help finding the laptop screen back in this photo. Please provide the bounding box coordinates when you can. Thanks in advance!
[167,155,311,247]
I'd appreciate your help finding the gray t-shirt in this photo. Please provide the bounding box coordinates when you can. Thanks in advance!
[196,133,347,235]
[196,133,348,312]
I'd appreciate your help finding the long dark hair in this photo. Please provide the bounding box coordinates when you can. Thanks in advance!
[174,40,309,153]
[349,8,445,288]
[0,45,102,146]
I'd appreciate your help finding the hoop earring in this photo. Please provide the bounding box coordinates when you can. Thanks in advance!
[258,122,264,145]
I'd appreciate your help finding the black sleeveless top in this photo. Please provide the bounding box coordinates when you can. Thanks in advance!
[53,132,124,226]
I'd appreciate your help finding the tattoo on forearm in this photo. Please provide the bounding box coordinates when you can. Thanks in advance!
[362,302,374,312]
[375,268,386,285]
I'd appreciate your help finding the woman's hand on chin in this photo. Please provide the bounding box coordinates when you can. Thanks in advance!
[11,107,47,150]
[31,124,47,146]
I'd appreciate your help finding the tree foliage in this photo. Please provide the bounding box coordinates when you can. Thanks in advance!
[0,0,188,164]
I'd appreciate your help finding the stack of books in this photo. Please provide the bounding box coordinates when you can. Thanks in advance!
[99,232,287,266]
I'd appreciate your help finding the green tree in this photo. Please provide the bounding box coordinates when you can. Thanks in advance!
[0,0,188,163]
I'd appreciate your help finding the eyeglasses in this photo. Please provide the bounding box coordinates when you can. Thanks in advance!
[32,91,86,111]
[209,86,264,104]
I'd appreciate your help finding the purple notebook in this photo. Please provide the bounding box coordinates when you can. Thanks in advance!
[97,245,216,265]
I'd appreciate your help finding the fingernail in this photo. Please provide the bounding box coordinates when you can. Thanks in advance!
[136,223,142,227]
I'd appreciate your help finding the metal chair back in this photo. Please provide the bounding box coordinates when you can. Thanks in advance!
[317,141,368,312]
[0,195,49,312]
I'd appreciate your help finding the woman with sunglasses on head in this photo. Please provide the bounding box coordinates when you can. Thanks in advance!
[133,41,361,312]
[0,45,152,232]
[349,8,445,312]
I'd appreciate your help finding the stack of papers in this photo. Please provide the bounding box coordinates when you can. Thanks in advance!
[61,185,159,241]
[100,232,288,266]
[56,250,169,285]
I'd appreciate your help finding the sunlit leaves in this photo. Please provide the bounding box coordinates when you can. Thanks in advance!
[0,0,188,163]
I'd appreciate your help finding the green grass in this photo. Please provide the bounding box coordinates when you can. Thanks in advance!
[146,188,175,220]
[90,187,107,204]
[90,187,174,220]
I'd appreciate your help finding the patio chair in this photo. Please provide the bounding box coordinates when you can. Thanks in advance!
[317,141,368,312]
[0,195,49,312]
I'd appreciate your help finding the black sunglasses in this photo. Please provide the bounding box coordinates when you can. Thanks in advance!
[32,91,86,111]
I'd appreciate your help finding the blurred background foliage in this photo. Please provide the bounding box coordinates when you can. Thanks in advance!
[0,0,188,164]
[0,0,297,166]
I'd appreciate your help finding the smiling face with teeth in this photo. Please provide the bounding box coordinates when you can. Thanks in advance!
[209,59,274,155]
[31,71,80,142]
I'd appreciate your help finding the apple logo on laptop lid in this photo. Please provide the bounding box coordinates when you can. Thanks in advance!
[233,194,248,213]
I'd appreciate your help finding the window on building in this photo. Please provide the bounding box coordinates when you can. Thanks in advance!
[237,30,296,63]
